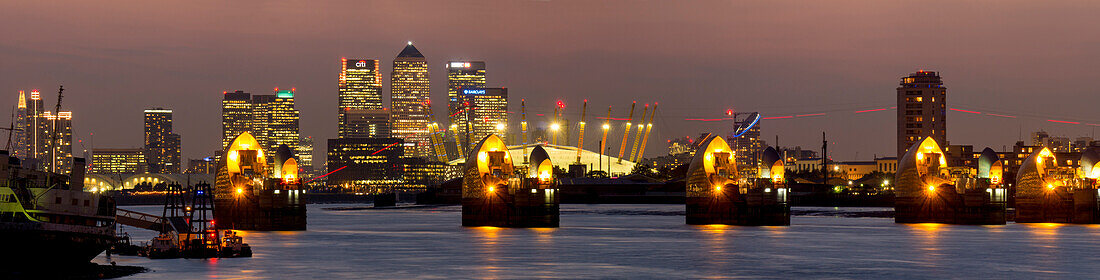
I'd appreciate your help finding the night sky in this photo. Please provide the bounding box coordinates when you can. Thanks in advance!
[3,1,1099,168]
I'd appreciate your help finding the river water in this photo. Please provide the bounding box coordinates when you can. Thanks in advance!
[98,204,1100,279]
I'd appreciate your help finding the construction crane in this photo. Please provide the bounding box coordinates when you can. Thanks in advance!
[628,104,649,163]
[617,102,636,164]
[575,100,588,164]
[521,99,528,164]
[423,100,449,162]
[635,103,657,162]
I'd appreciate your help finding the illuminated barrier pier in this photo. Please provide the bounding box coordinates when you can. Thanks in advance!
[894,137,1005,224]
[214,133,307,231]
[685,134,789,226]
[462,135,560,227]
[1015,148,1100,223]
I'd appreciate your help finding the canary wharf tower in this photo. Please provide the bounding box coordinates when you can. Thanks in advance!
[338,58,383,138]
[390,42,432,158]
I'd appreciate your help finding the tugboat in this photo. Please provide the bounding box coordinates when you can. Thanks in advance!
[142,233,180,259]
[219,229,252,258]
[0,153,117,267]
[110,231,142,256]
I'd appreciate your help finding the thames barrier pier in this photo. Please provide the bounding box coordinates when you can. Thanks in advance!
[685,134,789,226]
[214,132,307,230]
[894,137,1006,224]
[1014,148,1100,223]
[462,135,560,227]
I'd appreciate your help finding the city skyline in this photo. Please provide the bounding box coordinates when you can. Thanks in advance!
[4,1,1100,164]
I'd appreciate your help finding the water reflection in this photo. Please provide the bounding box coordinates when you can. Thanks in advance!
[471,226,502,279]
[103,205,1100,279]
[905,223,946,266]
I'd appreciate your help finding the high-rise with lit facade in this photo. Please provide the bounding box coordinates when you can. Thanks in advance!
[91,148,145,174]
[462,88,508,151]
[222,90,253,149]
[897,70,947,157]
[730,121,765,169]
[20,89,73,174]
[144,108,181,173]
[251,94,276,153]
[338,58,383,138]
[266,89,301,164]
[12,91,28,159]
[221,89,300,166]
[390,42,431,158]
[343,109,391,138]
[446,61,486,149]
[326,138,404,193]
[41,111,73,174]
[298,136,314,178]
[24,90,45,169]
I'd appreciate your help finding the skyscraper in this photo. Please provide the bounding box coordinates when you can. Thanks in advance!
[298,136,314,178]
[222,90,253,149]
[343,109,391,138]
[24,90,45,169]
[266,89,301,164]
[19,89,73,174]
[461,88,508,151]
[12,91,27,159]
[42,111,73,174]
[221,89,300,166]
[251,94,276,153]
[446,61,486,149]
[390,42,431,158]
[144,108,181,173]
[338,58,383,137]
[896,70,947,157]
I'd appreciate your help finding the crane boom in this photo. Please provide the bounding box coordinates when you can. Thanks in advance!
[600,106,610,159]
[635,103,657,162]
[575,100,587,164]
[521,99,528,164]
[628,104,649,163]
[616,102,636,164]
[423,101,449,162]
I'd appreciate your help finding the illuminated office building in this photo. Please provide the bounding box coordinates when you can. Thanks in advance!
[20,89,74,174]
[460,88,508,151]
[338,58,383,138]
[91,148,145,174]
[446,61,486,143]
[222,90,253,149]
[298,136,314,178]
[41,111,73,174]
[251,94,275,154]
[897,70,947,157]
[326,138,404,193]
[144,108,181,173]
[12,91,27,159]
[185,158,215,174]
[23,90,46,169]
[221,89,300,166]
[266,89,301,164]
[343,109,391,138]
[390,42,432,158]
